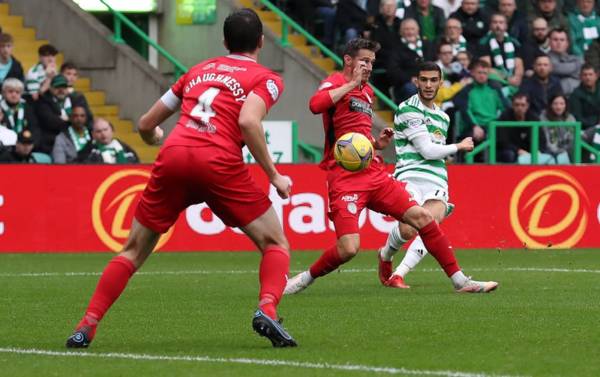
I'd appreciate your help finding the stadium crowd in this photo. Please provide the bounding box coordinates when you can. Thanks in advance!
[0,31,139,163]
[286,0,600,163]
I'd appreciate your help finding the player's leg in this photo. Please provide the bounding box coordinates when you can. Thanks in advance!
[285,233,360,295]
[241,206,297,347]
[66,220,161,348]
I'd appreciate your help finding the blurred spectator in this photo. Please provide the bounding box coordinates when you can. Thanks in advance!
[0,78,39,144]
[518,54,563,116]
[336,0,379,44]
[394,0,412,19]
[387,18,434,102]
[569,64,600,131]
[540,94,575,163]
[498,0,529,43]
[370,0,401,69]
[456,50,473,71]
[547,28,583,95]
[497,93,548,163]
[35,74,72,154]
[568,0,600,56]
[479,13,525,87]
[52,105,90,164]
[441,17,467,57]
[433,0,462,18]
[453,59,508,144]
[85,118,139,164]
[404,0,446,42]
[530,0,569,32]
[0,129,38,163]
[25,44,58,101]
[450,0,490,54]
[0,33,24,85]
[435,42,471,105]
[584,37,600,71]
[288,0,337,48]
[60,62,93,128]
[522,17,551,75]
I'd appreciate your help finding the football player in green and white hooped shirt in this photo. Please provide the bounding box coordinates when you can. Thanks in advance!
[378,61,499,292]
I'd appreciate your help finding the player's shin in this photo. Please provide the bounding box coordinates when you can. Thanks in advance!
[258,245,290,320]
[417,221,461,278]
[380,225,407,261]
[309,244,344,278]
[395,236,428,277]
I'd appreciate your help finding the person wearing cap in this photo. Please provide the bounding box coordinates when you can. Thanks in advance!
[52,105,91,163]
[84,118,139,164]
[0,78,39,145]
[35,74,74,154]
[0,129,38,162]
[25,44,58,101]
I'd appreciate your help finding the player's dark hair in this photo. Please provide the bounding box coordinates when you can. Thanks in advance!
[223,8,263,53]
[342,38,380,59]
[418,61,442,78]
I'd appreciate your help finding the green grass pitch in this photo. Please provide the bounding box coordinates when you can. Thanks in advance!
[1,249,599,377]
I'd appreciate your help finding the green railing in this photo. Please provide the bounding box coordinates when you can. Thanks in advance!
[298,141,323,163]
[98,0,187,78]
[465,121,600,164]
[256,0,398,113]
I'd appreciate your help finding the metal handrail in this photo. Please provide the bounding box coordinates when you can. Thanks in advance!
[298,141,323,162]
[97,0,188,78]
[256,0,398,112]
[465,121,599,164]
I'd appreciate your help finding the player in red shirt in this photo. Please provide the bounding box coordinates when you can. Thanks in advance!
[66,9,297,348]
[285,38,493,294]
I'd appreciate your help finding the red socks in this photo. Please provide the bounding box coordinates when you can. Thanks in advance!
[309,244,344,278]
[258,245,290,320]
[83,255,136,324]
[418,221,460,277]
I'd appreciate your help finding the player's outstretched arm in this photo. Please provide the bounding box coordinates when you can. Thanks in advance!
[411,134,474,160]
[239,92,291,199]
[138,95,177,145]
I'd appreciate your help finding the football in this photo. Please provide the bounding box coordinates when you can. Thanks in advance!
[333,132,374,172]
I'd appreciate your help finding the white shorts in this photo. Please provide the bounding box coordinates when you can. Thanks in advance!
[401,176,449,208]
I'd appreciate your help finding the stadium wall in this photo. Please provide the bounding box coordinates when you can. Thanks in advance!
[0,165,598,252]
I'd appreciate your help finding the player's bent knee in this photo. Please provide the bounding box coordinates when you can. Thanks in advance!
[399,223,417,241]
[336,235,360,261]
[403,206,434,230]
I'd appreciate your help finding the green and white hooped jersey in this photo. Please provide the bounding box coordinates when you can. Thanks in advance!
[393,94,450,188]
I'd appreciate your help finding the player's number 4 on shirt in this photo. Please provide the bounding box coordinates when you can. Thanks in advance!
[191,87,220,124]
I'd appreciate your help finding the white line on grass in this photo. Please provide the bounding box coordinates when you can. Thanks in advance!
[1,267,600,278]
[0,347,526,377]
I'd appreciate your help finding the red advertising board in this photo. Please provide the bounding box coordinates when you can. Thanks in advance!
[0,164,599,252]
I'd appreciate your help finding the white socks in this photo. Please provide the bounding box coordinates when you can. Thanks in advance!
[450,270,469,288]
[394,236,428,277]
[380,225,407,261]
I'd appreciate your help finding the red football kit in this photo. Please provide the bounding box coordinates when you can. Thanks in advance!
[136,54,284,233]
[309,72,417,237]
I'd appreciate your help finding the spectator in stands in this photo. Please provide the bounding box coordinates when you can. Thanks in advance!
[498,0,529,43]
[540,94,575,163]
[568,0,600,56]
[530,0,569,31]
[85,118,139,164]
[288,0,337,49]
[60,62,93,127]
[497,93,546,163]
[479,13,525,87]
[0,129,37,163]
[522,17,551,75]
[387,18,434,102]
[25,44,58,101]
[547,28,583,95]
[518,54,563,116]
[52,105,90,164]
[0,78,39,145]
[569,64,600,132]
[404,0,446,42]
[35,74,72,154]
[0,33,24,85]
[370,0,400,69]
[435,42,471,104]
[441,17,467,57]
[433,0,462,18]
[336,0,378,44]
[456,50,473,72]
[584,37,600,71]
[450,0,490,54]
[453,59,508,145]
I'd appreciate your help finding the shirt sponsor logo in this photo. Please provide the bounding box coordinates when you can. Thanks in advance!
[217,64,247,72]
[185,119,217,134]
[407,118,424,129]
[267,79,279,101]
[341,193,359,202]
[349,97,373,117]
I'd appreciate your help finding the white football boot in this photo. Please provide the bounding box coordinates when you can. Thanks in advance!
[284,271,314,295]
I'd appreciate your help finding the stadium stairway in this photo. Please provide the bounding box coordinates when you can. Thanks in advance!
[0,3,158,163]
[237,0,395,125]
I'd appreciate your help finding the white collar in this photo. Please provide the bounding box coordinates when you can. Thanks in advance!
[226,54,256,62]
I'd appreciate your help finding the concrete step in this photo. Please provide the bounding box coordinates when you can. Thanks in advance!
[90,105,119,116]
[311,57,335,72]
[13,39,49,56]
[263,20,283,36]
[238,0,256,8]
[105,116,135,134]
[0,15,23,28]
[375,110,394,123]
[256,10,278,22]
[74,78,91,91]
[82,91,106,106]
[288,34,307,46]
[0,3,9,15]
[1,27,37,40]
[136,147,159,163]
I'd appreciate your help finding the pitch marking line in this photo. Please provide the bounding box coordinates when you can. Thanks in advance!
[0,267,599,278]
[0,347,526,377]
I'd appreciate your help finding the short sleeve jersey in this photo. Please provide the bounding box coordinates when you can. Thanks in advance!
[312,72,376,170]
[165,54,284,165]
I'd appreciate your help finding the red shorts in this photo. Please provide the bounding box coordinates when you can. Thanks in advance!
[327,163,417,238]
[135,145,271,233]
